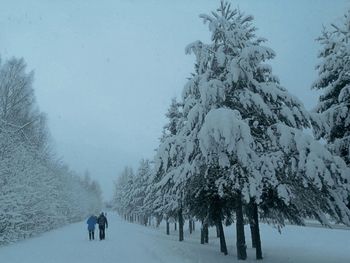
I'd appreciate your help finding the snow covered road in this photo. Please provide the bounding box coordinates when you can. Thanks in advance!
[0,213,232,263]
[1,212,350,263]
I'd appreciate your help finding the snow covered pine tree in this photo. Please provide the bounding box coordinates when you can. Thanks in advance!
[312,11,350,167]
[153,97,186,241]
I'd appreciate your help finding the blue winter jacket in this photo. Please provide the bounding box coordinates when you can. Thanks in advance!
[87,216,97,231]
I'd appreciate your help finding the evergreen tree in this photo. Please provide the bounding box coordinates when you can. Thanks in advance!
[312,10,350,166]
[153,97,186,240]
[132,159,152,225]
[113,166,135,220]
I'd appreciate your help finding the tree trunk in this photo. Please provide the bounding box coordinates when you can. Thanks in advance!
[216,224,220,238]
[204,222,209,243]
[166,218,170,235]
[178,209,184,241]
[192,220,195,232]
[156,216,161,228]
[236,193,247,260]
[189,218,193,234]
[175,222,177,231]
[200,221,205,244]
[218,220,228,255]
[252,202,263,260]
[249,216,257,248]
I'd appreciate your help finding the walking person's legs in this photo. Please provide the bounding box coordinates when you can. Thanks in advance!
[99,226,103,240]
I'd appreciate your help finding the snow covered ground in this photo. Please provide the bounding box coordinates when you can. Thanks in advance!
[1,212,349,263]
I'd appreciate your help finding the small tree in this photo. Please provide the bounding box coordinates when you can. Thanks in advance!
[113,166,135,219]
[132,159,152,225]
[153,97,186,241]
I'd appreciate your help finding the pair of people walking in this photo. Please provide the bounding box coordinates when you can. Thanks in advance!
[86,212,108,241]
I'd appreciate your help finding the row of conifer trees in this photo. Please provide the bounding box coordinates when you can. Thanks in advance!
[113,2,350,260]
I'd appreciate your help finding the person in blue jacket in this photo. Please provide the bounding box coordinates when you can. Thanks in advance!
[87,214,97,240]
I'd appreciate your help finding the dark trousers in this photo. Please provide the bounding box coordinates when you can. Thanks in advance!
[88,230,95,240]
[99,226,105,240]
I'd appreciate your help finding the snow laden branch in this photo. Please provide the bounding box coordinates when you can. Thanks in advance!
[198,108,254,169]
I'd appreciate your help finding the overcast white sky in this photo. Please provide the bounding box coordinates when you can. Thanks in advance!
[1,0,349,200]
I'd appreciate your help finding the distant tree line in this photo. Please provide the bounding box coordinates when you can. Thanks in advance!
[113,2,350,260]
[0,57,103,245]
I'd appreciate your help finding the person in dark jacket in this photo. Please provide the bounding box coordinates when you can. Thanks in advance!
[97,212,108,240]
[86,214,97,240]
